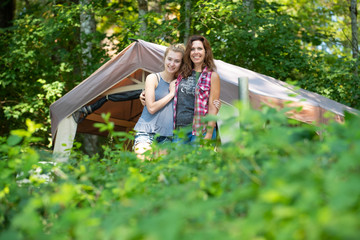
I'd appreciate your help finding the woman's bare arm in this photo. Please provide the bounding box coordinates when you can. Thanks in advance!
[145,74,176,114]
[204,72,221,139]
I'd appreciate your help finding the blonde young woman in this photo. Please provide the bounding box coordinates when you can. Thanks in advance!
[133,44,185,158]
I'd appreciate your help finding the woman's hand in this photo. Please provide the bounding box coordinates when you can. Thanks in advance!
[213,99,221,110]
[140,80,176,107]
[140,90,146,106]
[143,73,177,114]
[203,132,213,140]
[203,72,221,140]
[169,80,176,97]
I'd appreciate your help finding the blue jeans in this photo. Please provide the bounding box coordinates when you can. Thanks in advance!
[172,128,217,144]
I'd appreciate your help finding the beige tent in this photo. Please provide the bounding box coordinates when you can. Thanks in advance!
[50,40,358,161]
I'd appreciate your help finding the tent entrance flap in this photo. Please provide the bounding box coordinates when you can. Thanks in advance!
[53,116,78,162]
[103,83,145,96]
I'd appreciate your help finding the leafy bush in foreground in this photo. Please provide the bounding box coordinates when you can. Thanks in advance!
[0,105,359,240]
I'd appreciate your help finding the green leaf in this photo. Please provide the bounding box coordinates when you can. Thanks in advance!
[7,135,23,146]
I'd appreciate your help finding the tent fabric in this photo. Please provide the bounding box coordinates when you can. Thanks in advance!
[73,90,143,124]
[50,40,166,140]
[50,39,359,148]
[53,115,77,162]
[216,59,358,122]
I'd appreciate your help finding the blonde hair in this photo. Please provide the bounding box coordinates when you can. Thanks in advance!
[164,43,186,59]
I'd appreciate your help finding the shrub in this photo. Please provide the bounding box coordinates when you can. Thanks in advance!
[0,106,359,239]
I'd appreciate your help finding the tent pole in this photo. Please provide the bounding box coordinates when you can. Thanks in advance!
[238,77,249,108]
[238,77,249,131]
[217,77,250,145]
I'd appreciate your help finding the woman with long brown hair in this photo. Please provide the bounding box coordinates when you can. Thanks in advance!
[173,35,220,142]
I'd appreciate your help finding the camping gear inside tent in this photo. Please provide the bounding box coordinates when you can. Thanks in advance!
[50,39,358,161]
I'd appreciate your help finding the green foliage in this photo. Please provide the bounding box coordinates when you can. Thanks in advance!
[268,0,360,109]
[1,0,359,144]
[299,53,360,109]
[191,0,308,81]
[186,0,360,109]
[93,112,135,151]
[0,1,110,141]
[96,0,142,49]
[1,105,359,239]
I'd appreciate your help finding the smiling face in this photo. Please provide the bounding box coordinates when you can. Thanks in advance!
[164,50,183,75]
[190,40,205,67]
[181,35,215,78]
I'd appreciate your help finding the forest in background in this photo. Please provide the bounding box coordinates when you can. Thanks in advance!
[1,1,360,239]
[1,0,360,145]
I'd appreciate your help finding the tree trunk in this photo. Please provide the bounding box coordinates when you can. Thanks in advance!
[243,0,255,60]
[243,0,254,13]
[184,0,191,44]
[151,0,161,13]
[80,0,100,155]
[0,0,15,28]
[138,0,148,37]
[80,0,95,72]
[350,0,358,76]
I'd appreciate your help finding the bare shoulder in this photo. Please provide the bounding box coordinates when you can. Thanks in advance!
[145,73,159,87]
[211,71,220,82]
[146,73,158,82]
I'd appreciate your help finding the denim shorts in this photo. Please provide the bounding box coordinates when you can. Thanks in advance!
[133,132,172,147]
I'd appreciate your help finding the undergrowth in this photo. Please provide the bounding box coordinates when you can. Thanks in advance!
[1,105,359,240]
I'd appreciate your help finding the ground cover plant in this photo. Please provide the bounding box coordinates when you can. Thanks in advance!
[0,104,359,240]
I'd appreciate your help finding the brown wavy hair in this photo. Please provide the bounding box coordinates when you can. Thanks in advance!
[180,35,216,78]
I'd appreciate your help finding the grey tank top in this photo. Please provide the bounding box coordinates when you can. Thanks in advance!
[134,73,174,136]
[175,71,199,128]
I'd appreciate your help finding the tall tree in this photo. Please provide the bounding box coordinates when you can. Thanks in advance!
[0,0,15,28]
[349,0,358,75]
[138,0,148,36]
[184,0,191,44]
[243,0,254,12]
[80,0,96,75]
[149,0,161,13]
[80,0,100,155]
